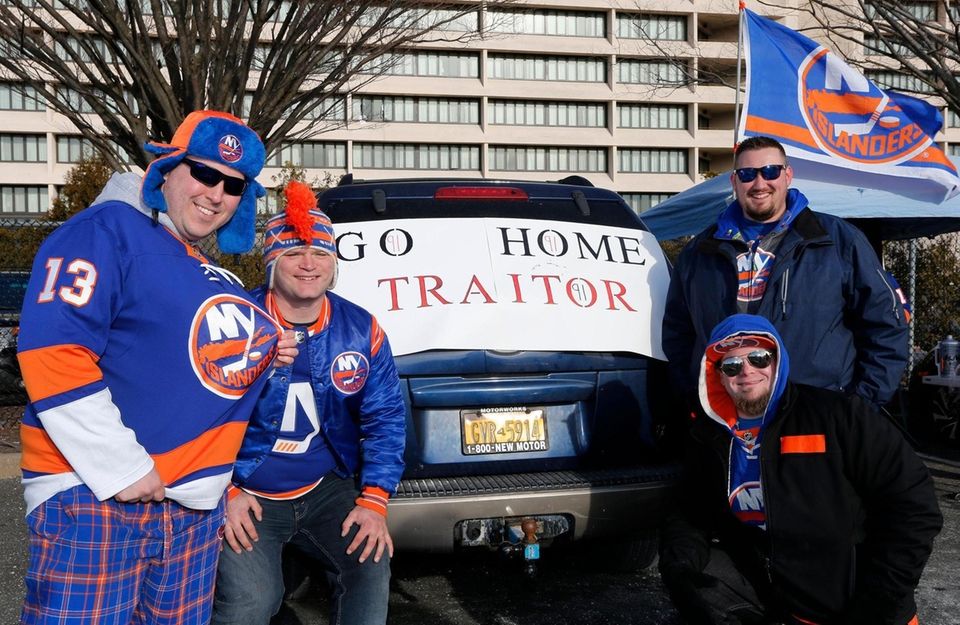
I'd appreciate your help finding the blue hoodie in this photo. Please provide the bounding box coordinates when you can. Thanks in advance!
[699,314,790,528]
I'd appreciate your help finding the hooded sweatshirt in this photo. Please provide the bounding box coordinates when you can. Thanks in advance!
[660,313,941,625]
[699,314,789,529]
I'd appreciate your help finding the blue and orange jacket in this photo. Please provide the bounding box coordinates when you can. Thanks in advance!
[17,173,281,513]
[232,288,405,513]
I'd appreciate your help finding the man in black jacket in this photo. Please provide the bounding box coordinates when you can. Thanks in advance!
[662,136,908,408]
[659,313,942,625]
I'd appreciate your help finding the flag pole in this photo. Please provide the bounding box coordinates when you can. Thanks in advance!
[734,2,746,151]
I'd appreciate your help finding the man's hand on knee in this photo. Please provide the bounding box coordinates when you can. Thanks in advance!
[224,491,263,554]
[342,505,393,564]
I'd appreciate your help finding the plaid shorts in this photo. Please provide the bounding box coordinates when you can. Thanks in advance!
[21,485,226,625]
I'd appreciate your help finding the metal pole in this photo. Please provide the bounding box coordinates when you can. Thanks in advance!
[734,2,746,148]
[908,238,918,378]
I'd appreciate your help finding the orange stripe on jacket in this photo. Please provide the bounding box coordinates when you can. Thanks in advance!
[780,434,826,454]
[371,318,384,357]
[18,344,102,402]
[152,421,249,485]
[243,479,323,501]
[20,422,72,474]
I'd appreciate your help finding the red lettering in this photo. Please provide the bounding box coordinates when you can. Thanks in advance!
[531,274,561,304]
[416,275,452,308]
[460,275,496,304]
[508,273,525,303]
[377,277,409,311]
[603,280,637,311]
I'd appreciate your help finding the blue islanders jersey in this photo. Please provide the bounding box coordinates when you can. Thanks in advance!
[18,189,281,513]
[242,320,337,499]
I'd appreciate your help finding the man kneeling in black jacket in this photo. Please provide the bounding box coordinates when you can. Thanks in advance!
[659,313,942,625]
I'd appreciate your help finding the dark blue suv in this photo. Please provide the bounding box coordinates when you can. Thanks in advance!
[320,177,678,569]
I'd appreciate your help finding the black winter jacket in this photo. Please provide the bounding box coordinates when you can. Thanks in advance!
[663,196,908,406]
[659,383,942,625]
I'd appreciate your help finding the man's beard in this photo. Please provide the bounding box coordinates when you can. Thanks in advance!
[734,391,772,417]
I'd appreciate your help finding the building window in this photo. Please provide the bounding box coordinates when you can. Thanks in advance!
[358,7,478,32]
[619,192,674,213]
[56,36,115,64]
[0,83,43,111]
[57,136,94,163]
[616,14,687,41]
[0,185,48,214]
[489,146,607,172]
[949,144,960,157]
[353,96,479,124]
[948,110,960,128]
[267,142,347,169]
[488,100,605,127]
[866,2,935,21]
[487,9,605,37]
[0,134,46,162]
[618,60,687,85]
[618,148,688,173]
[866,71,931,93]
[56,136,131,164]
[370,51,480,78]
[863,35,913,57]
[618,104,687,129]
[355,143,480,170]
[488,54,606,82]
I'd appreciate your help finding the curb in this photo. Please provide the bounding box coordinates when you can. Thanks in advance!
[0,451,19,480]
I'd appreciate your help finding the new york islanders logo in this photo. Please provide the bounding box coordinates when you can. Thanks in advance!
[799,47,930,164]
[736,248,775,303]
[189,294,281,398]
[330,351,369,395]
[218,134,243,163]
[729,482,766,528]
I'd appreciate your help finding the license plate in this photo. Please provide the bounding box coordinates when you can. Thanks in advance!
[461,407,548,455]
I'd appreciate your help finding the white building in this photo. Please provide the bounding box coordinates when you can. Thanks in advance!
[0,1,954,216]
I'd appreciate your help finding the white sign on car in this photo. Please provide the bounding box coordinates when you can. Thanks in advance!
[333,217,670,359]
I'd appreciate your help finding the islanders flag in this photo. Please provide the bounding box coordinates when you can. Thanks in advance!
[738,8,960,202]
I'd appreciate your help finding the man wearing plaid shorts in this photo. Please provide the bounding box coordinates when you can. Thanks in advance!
[16,111,295,625]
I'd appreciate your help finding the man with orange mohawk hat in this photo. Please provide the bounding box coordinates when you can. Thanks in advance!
[212,182,406,625]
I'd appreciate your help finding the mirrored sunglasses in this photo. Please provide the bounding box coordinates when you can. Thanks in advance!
[734,164,786,183]
[716,349,776,377]
[182,157,247,196]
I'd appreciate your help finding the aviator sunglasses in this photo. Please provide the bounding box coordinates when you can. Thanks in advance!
[734,164,786,183]
[715,349,776,377]
[181,157,248,196]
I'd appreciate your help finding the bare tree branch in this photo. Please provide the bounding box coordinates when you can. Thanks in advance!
[0,0,511,170]
[768,1,960,110]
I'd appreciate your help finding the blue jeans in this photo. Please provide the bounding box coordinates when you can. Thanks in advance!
[211,475,390,625]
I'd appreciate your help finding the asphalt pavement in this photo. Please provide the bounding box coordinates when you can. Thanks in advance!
[0,458,958,625]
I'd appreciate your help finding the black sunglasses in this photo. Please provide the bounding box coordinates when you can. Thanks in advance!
[716,349,776,377]
[734,164,786,183]
[181,157,248,197]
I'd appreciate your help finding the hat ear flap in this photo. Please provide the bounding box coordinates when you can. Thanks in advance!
[216,181,265,254]
[140,150,185,213]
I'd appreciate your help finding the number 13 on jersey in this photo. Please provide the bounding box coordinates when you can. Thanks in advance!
[38,257,98,307]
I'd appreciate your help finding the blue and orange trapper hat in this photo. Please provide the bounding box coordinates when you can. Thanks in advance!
[263,181,336,288]
[141,110,266,254]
